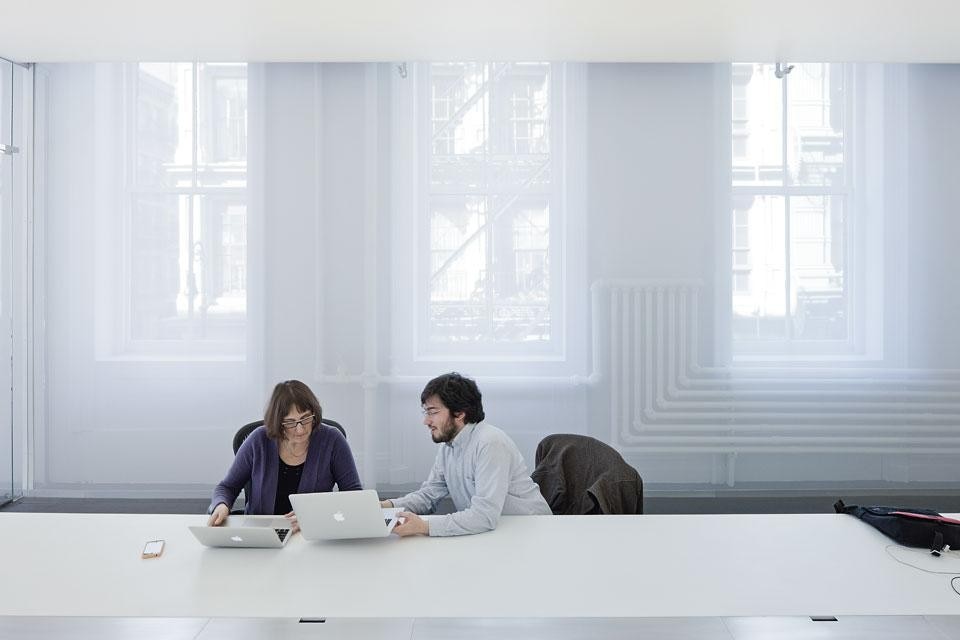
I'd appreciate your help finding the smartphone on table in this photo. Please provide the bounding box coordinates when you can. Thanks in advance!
[141,539,165,559]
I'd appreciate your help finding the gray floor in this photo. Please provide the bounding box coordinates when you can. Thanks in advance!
[4,492,960,514]
[1,497,213,514]
[2,616,960,640]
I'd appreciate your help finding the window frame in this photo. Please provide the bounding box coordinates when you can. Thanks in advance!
[416,62,564,360]
[113,62,249,360]
[390,62,587,375]
[728,62,864,359]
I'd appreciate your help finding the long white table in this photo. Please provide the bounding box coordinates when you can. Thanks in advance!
[1,512,959,618]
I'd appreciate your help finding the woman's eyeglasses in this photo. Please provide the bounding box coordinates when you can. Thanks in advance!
[281,414,315,431]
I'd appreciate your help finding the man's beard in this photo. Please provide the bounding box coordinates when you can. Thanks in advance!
[431,416,459,443]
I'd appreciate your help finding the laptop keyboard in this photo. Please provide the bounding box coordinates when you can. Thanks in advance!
[275,528,290,542]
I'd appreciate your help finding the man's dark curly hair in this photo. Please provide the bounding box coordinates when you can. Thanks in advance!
[420,372,485,424]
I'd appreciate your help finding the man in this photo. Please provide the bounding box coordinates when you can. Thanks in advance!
[382,372,551,536]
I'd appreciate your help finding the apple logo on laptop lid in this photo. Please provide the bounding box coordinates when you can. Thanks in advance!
[333,511,345,522]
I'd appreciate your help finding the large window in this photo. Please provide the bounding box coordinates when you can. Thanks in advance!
[419,62,561,357]
[731,63,853,355]
[124,63,247,356]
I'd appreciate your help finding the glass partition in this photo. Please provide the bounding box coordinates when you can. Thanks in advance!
[0,58,18,506]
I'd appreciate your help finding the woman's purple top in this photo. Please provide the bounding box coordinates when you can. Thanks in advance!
[210,424,362,515]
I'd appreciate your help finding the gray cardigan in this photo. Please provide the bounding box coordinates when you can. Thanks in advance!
[210,424,362,515]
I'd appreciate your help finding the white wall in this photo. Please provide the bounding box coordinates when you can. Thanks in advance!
[907,65,960,369]
[32,62,960,496]
[588,64,715,282]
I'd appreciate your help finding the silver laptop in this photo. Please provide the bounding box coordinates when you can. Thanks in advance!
[189,516,294,548]
[291,490,401,541]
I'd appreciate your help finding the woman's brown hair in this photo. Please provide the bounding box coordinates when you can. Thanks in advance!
[263,380,324,441]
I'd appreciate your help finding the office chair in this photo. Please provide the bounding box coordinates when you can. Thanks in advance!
[531,434,643,515]
[230,417,347,513]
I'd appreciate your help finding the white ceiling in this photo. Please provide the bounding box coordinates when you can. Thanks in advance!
[2,0,959,63]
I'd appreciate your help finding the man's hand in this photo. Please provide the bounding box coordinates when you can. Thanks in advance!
[392,511,429,537]
[380,499,394,508]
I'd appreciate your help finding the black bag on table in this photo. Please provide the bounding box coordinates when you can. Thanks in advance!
[835,499,960,555]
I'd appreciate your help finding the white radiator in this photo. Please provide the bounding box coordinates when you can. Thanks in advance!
[598,280,960,454]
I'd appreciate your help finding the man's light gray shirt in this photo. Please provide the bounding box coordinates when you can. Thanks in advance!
[391,422,551,536]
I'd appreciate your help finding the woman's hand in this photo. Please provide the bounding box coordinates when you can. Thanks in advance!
[380,499,394,508]
[284,511,300,535]
[207,503,229,527]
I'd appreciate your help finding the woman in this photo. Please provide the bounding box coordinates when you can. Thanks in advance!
[207,380,362,532]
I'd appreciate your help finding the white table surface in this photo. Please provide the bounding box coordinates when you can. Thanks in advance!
[1,512,959,618]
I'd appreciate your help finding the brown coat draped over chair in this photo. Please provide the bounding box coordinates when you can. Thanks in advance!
[531,434,643,515]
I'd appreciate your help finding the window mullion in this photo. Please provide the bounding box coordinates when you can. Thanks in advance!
[844,62,856,348]
[484,63,494,341]
[782,71,792,343]
[192,63,200,189]
[125,65,136,352]
[187,63,199,340]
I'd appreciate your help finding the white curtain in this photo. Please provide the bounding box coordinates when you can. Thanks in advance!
[32,62,960,495]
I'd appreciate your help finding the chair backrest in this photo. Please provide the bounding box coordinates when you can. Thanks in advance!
[232,417,346,455]
[230,417,347,512]
[531,433,643,515]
